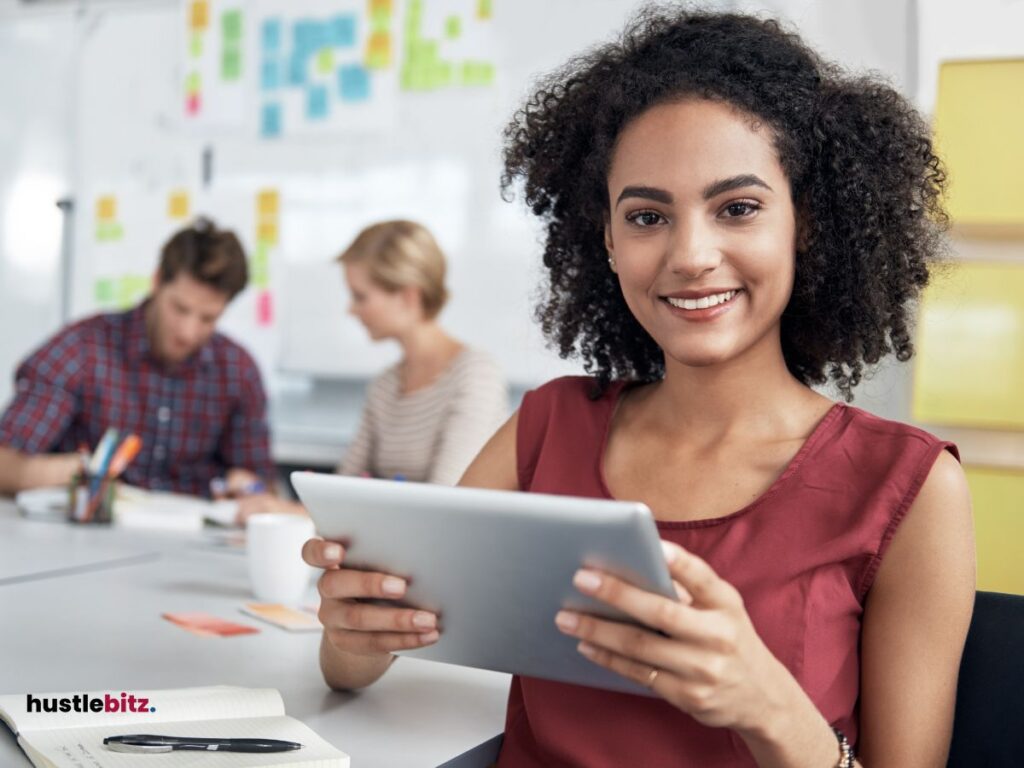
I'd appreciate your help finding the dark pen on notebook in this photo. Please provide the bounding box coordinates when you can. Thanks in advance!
[103,734,303,753]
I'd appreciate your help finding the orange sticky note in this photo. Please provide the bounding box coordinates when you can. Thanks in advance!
[256,220,278,245]
[167,190,190,219]
[257,189,279,217]
[162,611,258,637]
[189,0,209,31]
[96,196,117,222]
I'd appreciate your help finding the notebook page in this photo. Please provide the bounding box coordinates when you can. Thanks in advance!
[0,687,284,733]
[17,715,349,768]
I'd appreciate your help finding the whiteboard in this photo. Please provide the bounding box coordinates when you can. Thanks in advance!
[65,0,911,387]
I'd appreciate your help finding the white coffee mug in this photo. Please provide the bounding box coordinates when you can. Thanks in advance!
[247,513,317,605]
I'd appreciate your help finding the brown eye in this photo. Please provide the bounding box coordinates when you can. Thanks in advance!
[626,210,665,227]
[722,201,760,218]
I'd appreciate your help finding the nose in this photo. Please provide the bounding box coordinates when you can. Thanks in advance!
[179,315,204,345]
[666,215,722,279]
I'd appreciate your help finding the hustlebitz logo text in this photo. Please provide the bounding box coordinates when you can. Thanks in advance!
[26,692,156,714]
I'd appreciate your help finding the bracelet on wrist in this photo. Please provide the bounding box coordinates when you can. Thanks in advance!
[831,726,854,768]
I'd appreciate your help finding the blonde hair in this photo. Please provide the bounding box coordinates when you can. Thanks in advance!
[337,220,449,319]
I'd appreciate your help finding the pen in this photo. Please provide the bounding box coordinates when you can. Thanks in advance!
[103,734,303,753]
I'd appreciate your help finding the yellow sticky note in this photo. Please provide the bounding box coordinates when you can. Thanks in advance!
[257,189,279,218]
[167,190,190,220]
[966,466,1024,595]
[257,220,278,245]
[934,59,1024,228]
[912,261,1024,429]
[96,196,117,222]
[190,0,209,31]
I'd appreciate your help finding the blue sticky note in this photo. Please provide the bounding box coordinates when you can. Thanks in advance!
[330,15,356,47]
[262,18,282,52]
[339,64,370,102]
[261,59,281,91]
[288,54,308,86]
[261,102,282,138]
[307,84,329,119]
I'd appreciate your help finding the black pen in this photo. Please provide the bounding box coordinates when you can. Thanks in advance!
[103,734,303,753]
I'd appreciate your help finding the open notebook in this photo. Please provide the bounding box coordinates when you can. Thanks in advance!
[0,686,349,768]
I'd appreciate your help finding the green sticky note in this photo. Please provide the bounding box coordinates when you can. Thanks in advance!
[371,5,391,29]
[317,48,333,74]
[222,10,242,41]
[94,279,114,304]
[445,16,461,39]
[189,33,203,58]
[222,46,242,80]
[109,222,124,241]
[435,61,453,87]
[186,71,201,95]
[477,0,493,20]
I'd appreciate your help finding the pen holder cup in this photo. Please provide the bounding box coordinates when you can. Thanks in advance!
[67,473,115,524]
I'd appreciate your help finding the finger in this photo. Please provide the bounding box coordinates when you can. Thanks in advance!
[571,568,701,638]
[318,567,409,601]
[326,627,440,656]
[555,609,709,674]
[661,541,740,609]
[320,599,438,633]
[302,538,346,568]
[576,640,671,694]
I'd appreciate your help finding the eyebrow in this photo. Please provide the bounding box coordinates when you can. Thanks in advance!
[614,175,773,209]
[701,174,773,199]
[615,185,673,208]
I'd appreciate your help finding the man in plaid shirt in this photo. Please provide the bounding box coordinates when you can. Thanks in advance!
[0,219,275,499]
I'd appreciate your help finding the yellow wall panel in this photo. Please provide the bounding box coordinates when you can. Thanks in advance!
[934,59,1024,226]
[913,262,1024,429]
[964,466,1024,595]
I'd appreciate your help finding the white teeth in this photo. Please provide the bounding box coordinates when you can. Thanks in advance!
[666,290,737,310]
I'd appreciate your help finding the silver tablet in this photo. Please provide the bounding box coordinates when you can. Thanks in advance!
[292,471,676,695]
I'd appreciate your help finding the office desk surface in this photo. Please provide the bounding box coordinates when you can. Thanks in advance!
[0,502,511,767]
[0,502,170,585]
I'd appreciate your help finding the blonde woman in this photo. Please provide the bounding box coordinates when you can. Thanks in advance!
[336,220,508,485]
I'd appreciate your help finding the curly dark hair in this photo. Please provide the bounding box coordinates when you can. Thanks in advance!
[501,7,948,401]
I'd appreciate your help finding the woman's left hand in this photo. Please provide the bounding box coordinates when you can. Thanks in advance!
[555,540,797,736]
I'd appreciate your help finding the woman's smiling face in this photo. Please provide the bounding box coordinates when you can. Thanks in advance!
[605,98,798,373]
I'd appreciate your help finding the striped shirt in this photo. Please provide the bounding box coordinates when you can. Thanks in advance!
[338,347,508,485]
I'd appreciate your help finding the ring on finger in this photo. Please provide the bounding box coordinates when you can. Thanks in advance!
[645,666,660,688]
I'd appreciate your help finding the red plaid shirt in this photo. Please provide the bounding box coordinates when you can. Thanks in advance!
[0,301,274,496]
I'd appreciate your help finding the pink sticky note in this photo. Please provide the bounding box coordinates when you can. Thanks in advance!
[256,291,273,326]
[186,93,201,115]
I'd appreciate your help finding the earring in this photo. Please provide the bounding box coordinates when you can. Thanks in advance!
[607,254,616,271]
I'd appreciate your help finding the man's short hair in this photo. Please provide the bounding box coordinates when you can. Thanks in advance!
[158,217,248,300]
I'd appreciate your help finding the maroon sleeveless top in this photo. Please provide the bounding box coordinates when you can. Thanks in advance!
[497,377,957,768]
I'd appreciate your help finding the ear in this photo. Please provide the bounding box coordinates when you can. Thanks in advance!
[399,285,423,314]
[603,214,616,272]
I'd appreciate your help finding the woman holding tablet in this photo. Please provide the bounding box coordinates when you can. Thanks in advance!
[304,10,974,767]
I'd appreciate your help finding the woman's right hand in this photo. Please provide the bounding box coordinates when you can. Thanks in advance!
[302,538,440,658]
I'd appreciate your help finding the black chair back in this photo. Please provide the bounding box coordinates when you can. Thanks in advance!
[947,590,1024,766]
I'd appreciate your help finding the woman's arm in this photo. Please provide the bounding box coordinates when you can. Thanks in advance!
[553,449,973,768]
[429,355,509,485]
[857,449,975,765]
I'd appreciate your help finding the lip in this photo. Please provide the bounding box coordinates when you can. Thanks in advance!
[660,289,742,322]
[660,287,742,300]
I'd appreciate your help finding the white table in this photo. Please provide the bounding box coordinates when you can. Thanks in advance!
[0,501,509,767]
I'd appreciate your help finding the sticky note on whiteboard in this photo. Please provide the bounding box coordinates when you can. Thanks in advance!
[96,196,117,222]
[256,290,274,326]
[168,190,190,220]
[912,261,1024,428]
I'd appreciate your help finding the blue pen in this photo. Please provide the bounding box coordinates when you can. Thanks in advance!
[89,429,120,497]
